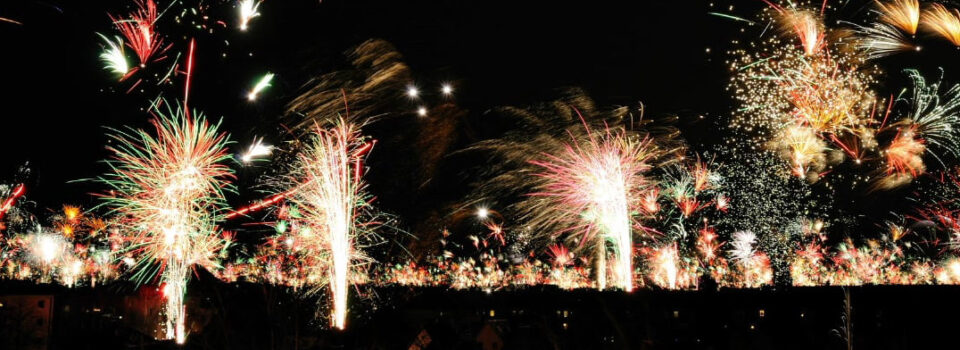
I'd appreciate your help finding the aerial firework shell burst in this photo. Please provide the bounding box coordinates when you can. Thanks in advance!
[97,102,234,344]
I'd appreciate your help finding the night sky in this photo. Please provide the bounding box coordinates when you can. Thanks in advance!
[0,0,734,203]
[2,0,957,241]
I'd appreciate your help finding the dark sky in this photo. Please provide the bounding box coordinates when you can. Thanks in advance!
[0,0,740,211]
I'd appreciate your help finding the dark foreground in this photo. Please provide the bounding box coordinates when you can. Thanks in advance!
[2,277,958,350]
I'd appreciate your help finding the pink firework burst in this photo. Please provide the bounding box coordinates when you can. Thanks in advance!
[529,124,656,291]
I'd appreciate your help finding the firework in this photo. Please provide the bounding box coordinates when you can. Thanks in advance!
[246,72,274,101]
[854,22,917,59]
[640,188,660,214]
[96,33,130,78]
[0,184,25,222]
[285,40,413,131]
[282,118,383,329]
[646,243,699,290]
[546,244,573,266]
[441,83,454,95]
[729,231,757,263]
[26,232,69,267]
[780,9,825,56]
[529,126,655,291]
[239,137,273,163]
[773,124,827,178]
[876,0,920,35]
[922,3,960,46]
[97,102,234,344]
[884,127,925,179]
[715,194,730,211]
[224,190,291,219]
[239,0,262,31]
[784,56,874,135]
[728,1,881,180]
[899,69,960,162]
[109,0,169,68]
[457,90,682,291]
[0,16,22,25]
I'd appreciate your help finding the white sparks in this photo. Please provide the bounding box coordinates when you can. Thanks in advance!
[239,0,261,31]
[247,72,275,101]
[406,85,419,98]
[97,33,129,78]
[240,137,273,163]
[729,230,757,263]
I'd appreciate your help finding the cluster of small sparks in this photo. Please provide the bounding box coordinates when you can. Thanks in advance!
[1,204,122,288]
[728,0,960,188]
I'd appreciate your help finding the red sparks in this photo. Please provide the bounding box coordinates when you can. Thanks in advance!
[225,189,294,220]
[109,0,169,68]
[183,38,196,112]
[640,188,660,214]
[676,196,707,218]
[484,221,506,246]
[829,133,862,161]
[696,224,720,262]
[885,127,925,176]
[0,184,26,222]
[879,94,895,129]
[547,244,573,266]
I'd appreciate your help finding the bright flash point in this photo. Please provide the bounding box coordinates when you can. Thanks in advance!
[64,206,81,221]
[38,236,59,263]
[240,137,273,163]
[476,207,489,219]
[406,86,420,98]
[239,0,261,31]
[441,84,453,95]
[417,107,428,117]
[247,72,274,101]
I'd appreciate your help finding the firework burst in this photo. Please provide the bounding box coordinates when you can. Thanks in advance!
[239,0,262,31]
[922,3,960,46]
[854,22,918,59]
[109,0,169,68]
[779,8,825,56]
[882,127,925,184]
[876,0,920,35]
[246,72,274,101]
[96,33,130,79]
[729,230,758,263]
[898,69,960,162]
[528,125,656,291]
[281,117,385,329]
[458,90,681,291]
[772,124,827,178]
[97,102,234,344]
